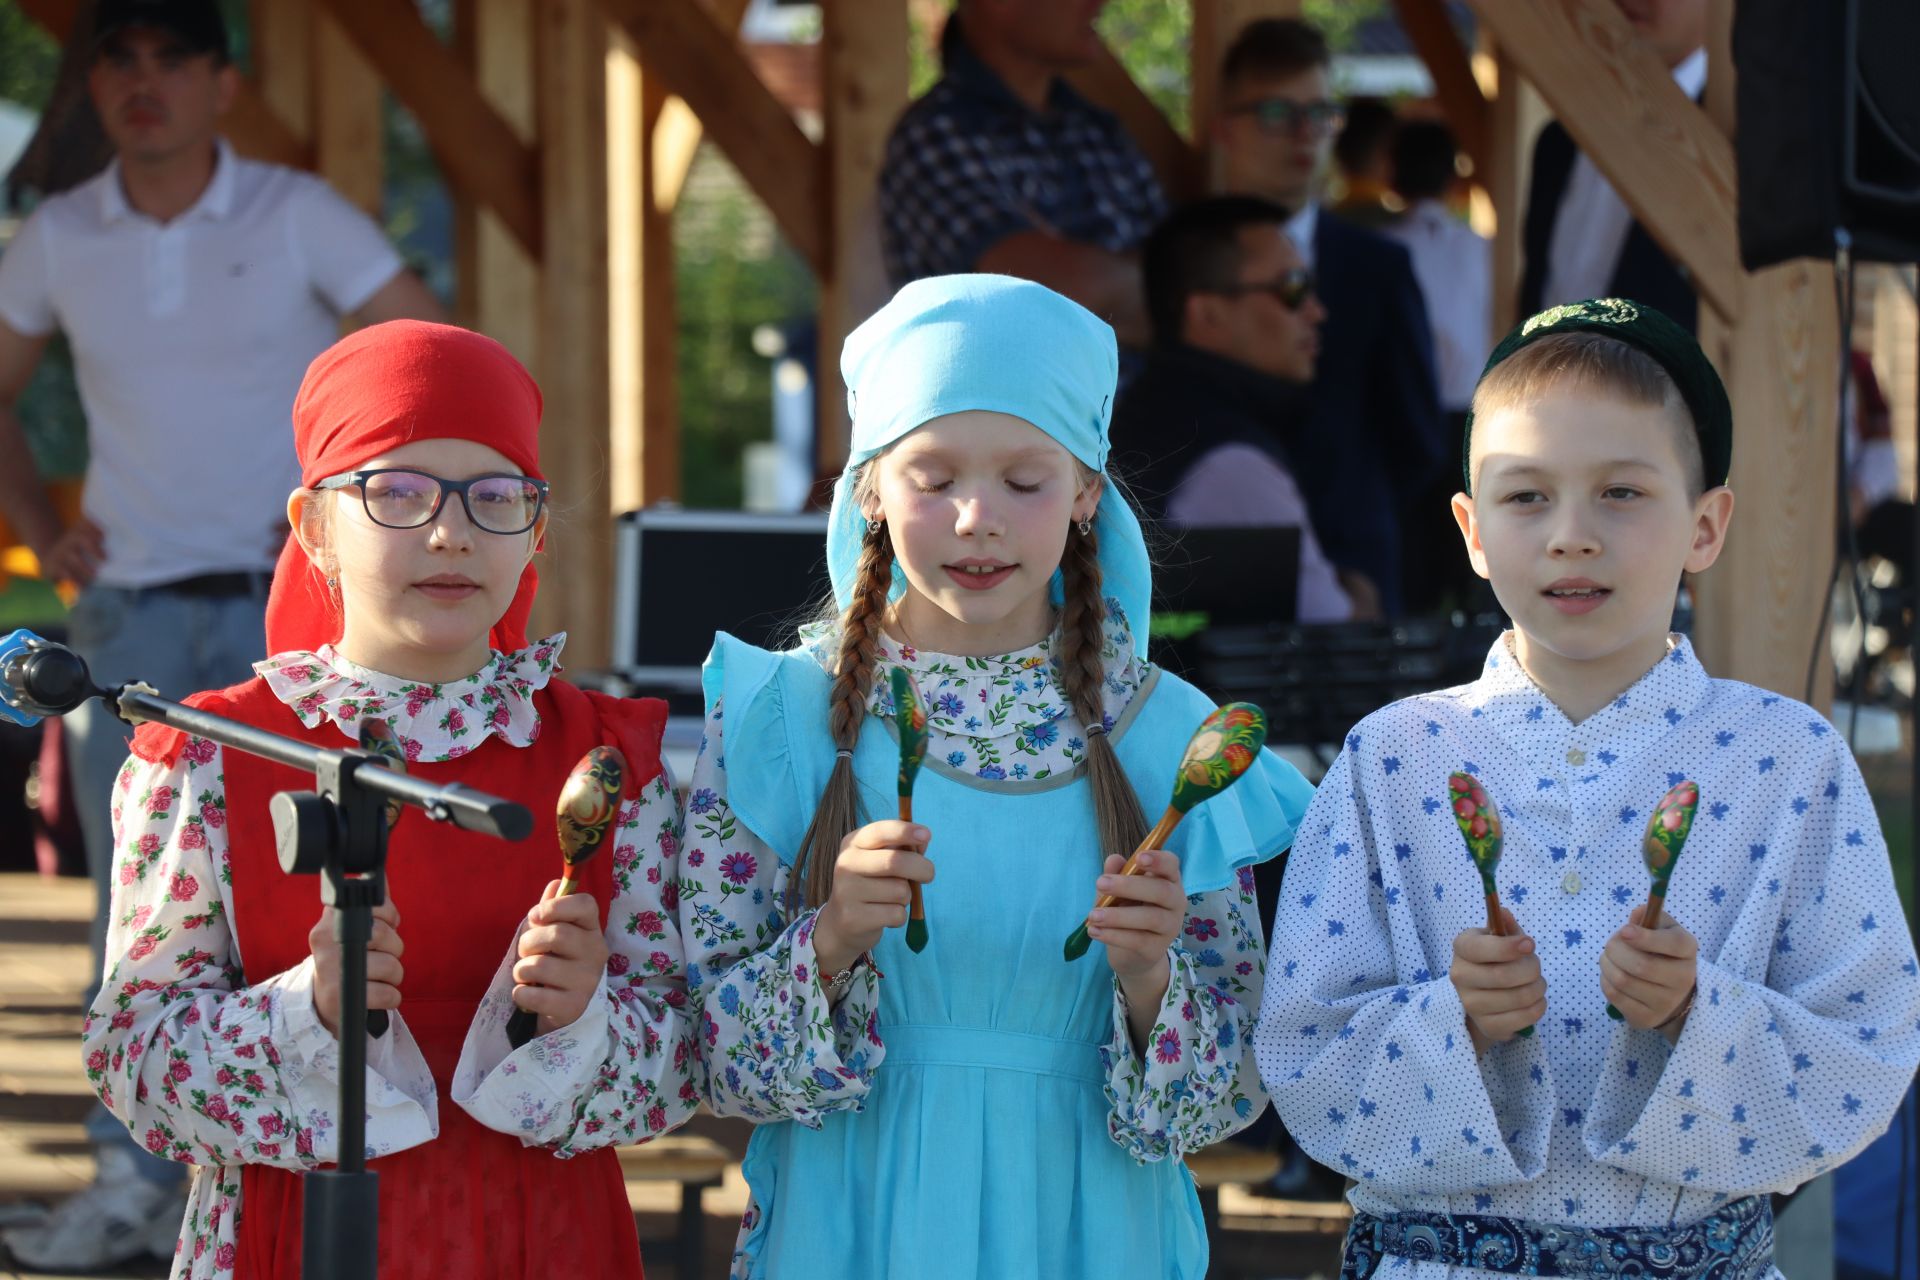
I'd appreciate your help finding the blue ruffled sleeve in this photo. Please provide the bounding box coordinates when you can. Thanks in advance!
[681,635,886,1125]
[1099,668,1315,1159]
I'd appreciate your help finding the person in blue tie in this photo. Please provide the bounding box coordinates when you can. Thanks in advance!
[1256,298,1920,1280]
[677,274,1314,1279]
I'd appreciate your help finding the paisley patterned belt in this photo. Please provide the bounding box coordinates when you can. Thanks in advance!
[1340,1196,1774,1279]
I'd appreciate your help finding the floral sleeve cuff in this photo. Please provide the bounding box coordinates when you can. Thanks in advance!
[450,924,620,1144]
[1101,947,1260,1162]
[700,908,884,1126]
[260,958,440,1161]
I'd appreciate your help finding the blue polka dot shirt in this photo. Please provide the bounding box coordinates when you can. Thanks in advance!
[1254,635,1920,1276]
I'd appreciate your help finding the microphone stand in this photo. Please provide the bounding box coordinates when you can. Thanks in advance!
[3,636,531,1280]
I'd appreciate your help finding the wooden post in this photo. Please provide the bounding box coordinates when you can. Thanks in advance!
[1483,36,1546,339]
[455,0,539,363]
[608,29,680,509]
[817,0,909,475]
[316,0,542,257]
[532,0,613,667]
[313,6,383,216]
[1687,0,1840,706]
[1190,0,1302,172]
[251,0,313,144]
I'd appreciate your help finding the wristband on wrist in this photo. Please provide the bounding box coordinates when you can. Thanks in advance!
[1657,984,1697,1034]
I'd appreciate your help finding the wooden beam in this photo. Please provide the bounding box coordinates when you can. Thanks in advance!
[531,0,613,667]
[19,0,309,169]
[1065,44,1201,201]
[317,0,541,258]
[313,8,381,216]
[605,0,826,277]
[456,0,540,360]
[608,30,679,507]
[1483,35,1549,339]
[1466,0,1741,322]
[1391,0,1490,179]
[651,0,752,214]
[250,0,312,142]
[817,0,910,473]
[1190,0,1301,165]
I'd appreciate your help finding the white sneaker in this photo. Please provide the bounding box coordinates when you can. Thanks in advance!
[2,1146,185,1271]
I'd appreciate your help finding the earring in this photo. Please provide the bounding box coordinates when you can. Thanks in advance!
[867,516,882,534]
[325,574,339,589]
[1076,518,1091,536]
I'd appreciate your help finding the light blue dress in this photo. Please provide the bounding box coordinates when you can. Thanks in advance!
[693,631,1311,1279]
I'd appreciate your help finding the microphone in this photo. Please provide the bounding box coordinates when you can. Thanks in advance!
[0,630,104,726]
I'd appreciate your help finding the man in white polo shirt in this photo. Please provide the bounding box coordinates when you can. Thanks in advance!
[0,0,442,1268]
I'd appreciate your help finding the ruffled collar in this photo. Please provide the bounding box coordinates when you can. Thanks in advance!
[801,601,1145,742]
[254,634,565,761]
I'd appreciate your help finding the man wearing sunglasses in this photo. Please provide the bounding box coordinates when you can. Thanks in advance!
[1208,19,1442,618]
[1110,196,1373,626]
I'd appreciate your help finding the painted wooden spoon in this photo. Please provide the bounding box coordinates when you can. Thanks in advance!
[1447,771,1532,1037]
[357,719,406,1038]
[1064,703,1268,962]
[891,667,931,953]
[506,746,627,1049]
[1606,779,1699,1021]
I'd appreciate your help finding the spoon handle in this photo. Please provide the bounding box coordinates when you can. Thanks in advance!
[1063,806,1182,962]
[1606,888,1672,1020]
[902,796,928,953]
[1480,888,1534,1037]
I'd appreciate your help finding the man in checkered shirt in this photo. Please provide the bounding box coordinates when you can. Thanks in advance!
[878,1,1166,348]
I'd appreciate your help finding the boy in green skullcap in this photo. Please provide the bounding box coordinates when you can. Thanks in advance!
[1256,298,1920,1280]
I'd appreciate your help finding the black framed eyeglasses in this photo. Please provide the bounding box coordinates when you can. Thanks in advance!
[1214,267,1318,311]
[1228,98,1346,137]
[316,468,549,535]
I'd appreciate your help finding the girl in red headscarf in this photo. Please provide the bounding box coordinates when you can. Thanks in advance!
[80,322,693,1280]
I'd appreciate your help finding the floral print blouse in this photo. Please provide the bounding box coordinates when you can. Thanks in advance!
[81,637,696,1280]
[679,618,1272,1273]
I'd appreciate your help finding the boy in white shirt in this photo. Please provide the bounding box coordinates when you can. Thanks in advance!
[1256,298,1920,1279]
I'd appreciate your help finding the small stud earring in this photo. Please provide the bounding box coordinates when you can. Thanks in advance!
[867,516,882,534]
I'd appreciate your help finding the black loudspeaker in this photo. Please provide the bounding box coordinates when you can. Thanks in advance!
[1733,0,1920,269]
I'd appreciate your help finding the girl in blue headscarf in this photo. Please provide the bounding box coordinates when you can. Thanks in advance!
[678,275,1314,1279]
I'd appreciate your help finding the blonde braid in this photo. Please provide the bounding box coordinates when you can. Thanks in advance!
[792,524,895,910]
[1056,523,1148,863]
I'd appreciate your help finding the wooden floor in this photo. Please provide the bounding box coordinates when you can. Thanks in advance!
[0,871,1347,1279]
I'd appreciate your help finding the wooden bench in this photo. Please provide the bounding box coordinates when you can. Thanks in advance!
[619,1135,733,1278]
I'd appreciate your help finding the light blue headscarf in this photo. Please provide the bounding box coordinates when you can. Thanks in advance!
[827,274,1153,657]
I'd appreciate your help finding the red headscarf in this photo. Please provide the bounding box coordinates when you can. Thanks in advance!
[268,321,545,656]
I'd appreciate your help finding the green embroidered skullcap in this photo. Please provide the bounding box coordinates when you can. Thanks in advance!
[1462,297,1732,494]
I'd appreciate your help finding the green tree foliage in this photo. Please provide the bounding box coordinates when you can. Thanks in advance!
[0,1,58,111]
[675,151,815,510]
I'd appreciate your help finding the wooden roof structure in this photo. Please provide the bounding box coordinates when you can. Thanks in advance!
[16,0,1838,703]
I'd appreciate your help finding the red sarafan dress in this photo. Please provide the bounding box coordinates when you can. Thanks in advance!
[84,638,695,1280]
